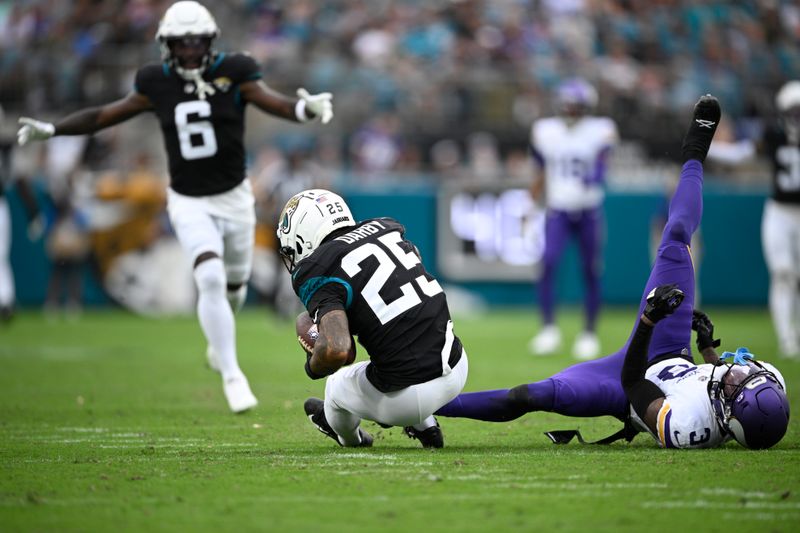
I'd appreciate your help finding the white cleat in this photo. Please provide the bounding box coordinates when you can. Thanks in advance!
[780,341,800,359]
[573,331,600,360]
[206,345,221,372]
[223,374,258,413]
[529,325,562,356]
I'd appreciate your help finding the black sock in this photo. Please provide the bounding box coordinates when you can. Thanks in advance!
[681,94,721,163]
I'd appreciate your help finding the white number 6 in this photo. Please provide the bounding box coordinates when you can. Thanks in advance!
[174,101,218,160]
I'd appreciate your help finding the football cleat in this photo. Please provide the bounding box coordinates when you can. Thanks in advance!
[303,398,373,447]
[222,374,258,413]
[403,419,444,449]
[529,325,561,356]
[572,331,600,360]
[680,94,721,163]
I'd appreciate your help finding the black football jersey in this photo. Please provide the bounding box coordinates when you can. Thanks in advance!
[0,141,12,198]
[764,124,800,204]
[134,53,262,196]
[292,218,462,392]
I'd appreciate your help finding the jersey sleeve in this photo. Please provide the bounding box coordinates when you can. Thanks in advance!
[225,53,262,84]
[653,395,719,449]
[292,257,351,319]
[133,64,163,98]
[599,117,619,147]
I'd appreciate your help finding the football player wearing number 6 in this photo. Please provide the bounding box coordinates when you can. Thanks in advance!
[437,95,790,450]
[16,1,334,413]
[277,189,469,448]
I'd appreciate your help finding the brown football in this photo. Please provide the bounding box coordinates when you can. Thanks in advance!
[295,311,318,354]
[295,311,356,364]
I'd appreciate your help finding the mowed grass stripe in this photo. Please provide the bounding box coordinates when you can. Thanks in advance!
[0,307,797,532]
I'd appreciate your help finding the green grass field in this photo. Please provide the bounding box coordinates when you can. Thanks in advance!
[1,306,798,532]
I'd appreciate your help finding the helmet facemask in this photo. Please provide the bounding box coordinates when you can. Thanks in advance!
[156,1,219,88]
[708,360,790,449]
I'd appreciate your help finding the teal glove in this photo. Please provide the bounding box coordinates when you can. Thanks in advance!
[719,347,755,365]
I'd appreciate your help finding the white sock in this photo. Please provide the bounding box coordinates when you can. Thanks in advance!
[227,284,247,313]
[412,415,438,432]
[770,272,800,353]
[194,259,242,380]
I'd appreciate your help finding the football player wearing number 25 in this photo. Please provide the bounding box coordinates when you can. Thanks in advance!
[277,189,469,448]
[16,1,334,414]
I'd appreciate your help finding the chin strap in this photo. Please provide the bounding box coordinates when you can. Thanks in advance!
[545,418,640,445]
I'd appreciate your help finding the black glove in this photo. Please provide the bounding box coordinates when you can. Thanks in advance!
[643,284,685,323]
[692,309,721,352]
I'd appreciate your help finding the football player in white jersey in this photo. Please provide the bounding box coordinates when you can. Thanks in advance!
[528,78,619,360]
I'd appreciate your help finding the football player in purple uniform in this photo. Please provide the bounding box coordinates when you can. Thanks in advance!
[528,78,619,360]
[16,1,334,413]
[437,95,790,450]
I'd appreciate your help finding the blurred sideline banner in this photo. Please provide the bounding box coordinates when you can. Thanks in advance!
[8,180,768,307]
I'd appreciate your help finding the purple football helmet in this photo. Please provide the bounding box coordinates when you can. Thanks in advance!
[709,360,790,449]
[556,78,598,116]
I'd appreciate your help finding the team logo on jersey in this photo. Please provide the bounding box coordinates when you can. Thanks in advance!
[213,77,232,92]
[279,196,301,235]
[184,83,195,94]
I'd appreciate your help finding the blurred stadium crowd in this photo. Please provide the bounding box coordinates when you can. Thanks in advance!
[3,0,799,181]
[1,0,798,317]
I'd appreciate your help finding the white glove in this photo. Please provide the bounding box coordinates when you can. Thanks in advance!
[297,88,333,124]
[17,117,55,146]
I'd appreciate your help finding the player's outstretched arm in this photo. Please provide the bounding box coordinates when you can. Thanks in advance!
[17,92,152,145]
[240,80,333,124]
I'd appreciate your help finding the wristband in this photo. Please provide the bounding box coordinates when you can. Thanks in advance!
[295,99,311,122]
[304,357,325,380]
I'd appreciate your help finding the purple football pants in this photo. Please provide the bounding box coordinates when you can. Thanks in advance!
[437,160,703,421]
[539,207,603,331]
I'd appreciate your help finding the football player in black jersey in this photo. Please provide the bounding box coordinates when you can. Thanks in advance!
[762,81,800,358]
[277,189,469,447]
[16,1,335,412]
[706,80,800,358]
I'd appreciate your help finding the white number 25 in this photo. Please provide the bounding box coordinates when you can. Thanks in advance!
[341,232,443,325]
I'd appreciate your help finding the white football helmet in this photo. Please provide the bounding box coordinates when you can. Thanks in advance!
[776,80,800,112]
[777,80,800,143]
[156,1,219,76]
[277,189,356,272]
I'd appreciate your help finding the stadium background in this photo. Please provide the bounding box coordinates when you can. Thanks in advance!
[2,0,797,310]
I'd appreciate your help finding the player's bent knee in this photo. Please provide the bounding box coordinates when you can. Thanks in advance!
[227,284,247,313]
[508,384,536,412]
[194,251,219,268]
[194,258,226,294]
[770,270,796,286]
[663,219,691,245]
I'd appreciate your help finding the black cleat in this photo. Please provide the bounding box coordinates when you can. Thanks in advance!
[303,398,373,447]
[403,419,444,449]
[0,306,13,324]
[681,94,721,163]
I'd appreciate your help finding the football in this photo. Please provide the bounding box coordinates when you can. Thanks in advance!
[296,311,319,354]
[295,311,356,364]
